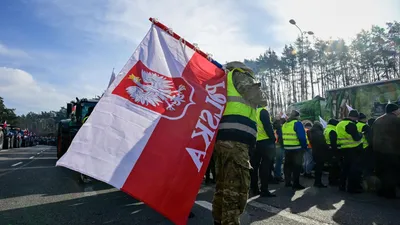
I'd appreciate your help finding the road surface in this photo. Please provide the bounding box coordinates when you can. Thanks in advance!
[0,146,400,225]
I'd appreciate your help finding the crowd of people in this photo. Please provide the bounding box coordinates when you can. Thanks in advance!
[201,61,400,225]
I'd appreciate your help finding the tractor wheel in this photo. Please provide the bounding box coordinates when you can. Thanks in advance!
[57,135,63,159]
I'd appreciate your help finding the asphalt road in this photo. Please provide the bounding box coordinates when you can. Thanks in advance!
[0,146,400,225]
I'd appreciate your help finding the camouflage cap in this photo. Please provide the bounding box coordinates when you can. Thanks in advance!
[225,61,254,74]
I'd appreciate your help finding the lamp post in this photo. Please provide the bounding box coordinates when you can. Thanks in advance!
[289,19,314,100]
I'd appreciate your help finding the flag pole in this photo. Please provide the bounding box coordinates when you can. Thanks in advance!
[149,17,223,69]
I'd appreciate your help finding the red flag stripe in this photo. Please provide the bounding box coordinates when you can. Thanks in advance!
[121,52,226,225]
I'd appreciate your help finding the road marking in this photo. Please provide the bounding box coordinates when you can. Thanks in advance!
[247,201,330,225]
[11,162,23,167]
[0,150,9,152]
[29,156,34,159]
[195,199,330,225]
[0,148,56,178]
[195,200,212,210]
[84,186,98,197]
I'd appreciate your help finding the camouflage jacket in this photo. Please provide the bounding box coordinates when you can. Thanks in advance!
[232,70,267,108]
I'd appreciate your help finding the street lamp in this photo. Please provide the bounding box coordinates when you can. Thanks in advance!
[289,19,314,37]
[289,19,314,100]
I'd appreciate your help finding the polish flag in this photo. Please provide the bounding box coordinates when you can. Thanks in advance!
[56,23,227,224]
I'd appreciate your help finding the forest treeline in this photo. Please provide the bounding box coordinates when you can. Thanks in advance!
[244,21,400,116]
[1,21,399,133]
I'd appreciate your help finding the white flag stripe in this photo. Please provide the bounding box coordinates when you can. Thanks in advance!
[110,25,195,94]
[56,23,196,190]
[346,104,354,112]
[57,99,161,188]
[319,116,327,128]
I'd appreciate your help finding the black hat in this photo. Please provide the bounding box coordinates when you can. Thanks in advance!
[386,103,399,113]
[328,118,339,126]
[290,110,300,117]
[359,113,366,120]
[348,109,359,118]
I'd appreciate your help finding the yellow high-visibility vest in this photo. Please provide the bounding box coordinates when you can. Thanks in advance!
[282,120,301,150]
[82,116,89,123]
[336,120,362,149]
[256,108,271,141]
[324,124,336,145]
[356,122,369,149]
[219,68,257,142]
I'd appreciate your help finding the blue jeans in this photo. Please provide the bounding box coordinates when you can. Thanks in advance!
[303,148,315,174]
[274,146,285,178]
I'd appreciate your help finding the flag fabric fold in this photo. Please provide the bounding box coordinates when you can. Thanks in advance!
[107,68,116,88]
[56,24,227,225]
[346,104,354,112]
[319,116,327,128]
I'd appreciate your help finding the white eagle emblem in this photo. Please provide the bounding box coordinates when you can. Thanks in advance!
[126,70,186,111]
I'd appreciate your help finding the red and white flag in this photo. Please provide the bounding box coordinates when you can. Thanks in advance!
[56,23,226,224]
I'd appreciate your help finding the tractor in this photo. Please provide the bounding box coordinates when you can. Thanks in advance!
[0,125,15,149]
[56,98,99,159]
[9,126,22,148]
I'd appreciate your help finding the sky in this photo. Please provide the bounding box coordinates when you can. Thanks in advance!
[0,0,399,115]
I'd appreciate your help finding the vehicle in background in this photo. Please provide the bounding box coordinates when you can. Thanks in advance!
[21,130,36,147]
[9,126,22,148]
[287,95,328,123]
[0,125,15,149]
[288,78,400,121]
[57,98,99,159]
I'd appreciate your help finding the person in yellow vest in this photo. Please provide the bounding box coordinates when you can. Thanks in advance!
[212,61,267,225]
[324,118,340,186]
[356,113,373,177]
[79,106,95,184]
[82,106,94,123]
[336,109,363,193]
[250,107,277,197]
[282,110,308,190]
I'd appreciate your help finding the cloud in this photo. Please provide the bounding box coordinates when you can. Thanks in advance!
[33,0,269,62]
[0,43,30,58]
[0,67,75,114]
[259,0,400,46]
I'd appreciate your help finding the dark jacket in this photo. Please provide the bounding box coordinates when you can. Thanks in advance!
[258,109,276,145]
[309,123,329,157]
[372,113,400,155]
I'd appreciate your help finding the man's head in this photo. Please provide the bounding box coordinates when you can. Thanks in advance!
[289,110,300,120]
[328,118,339,126]
[348,109,359,121]
[312,121,323,130]
[225,61,254,76]
[304,122,312,128]
[386,103,400,116]
[358,112,367,122]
